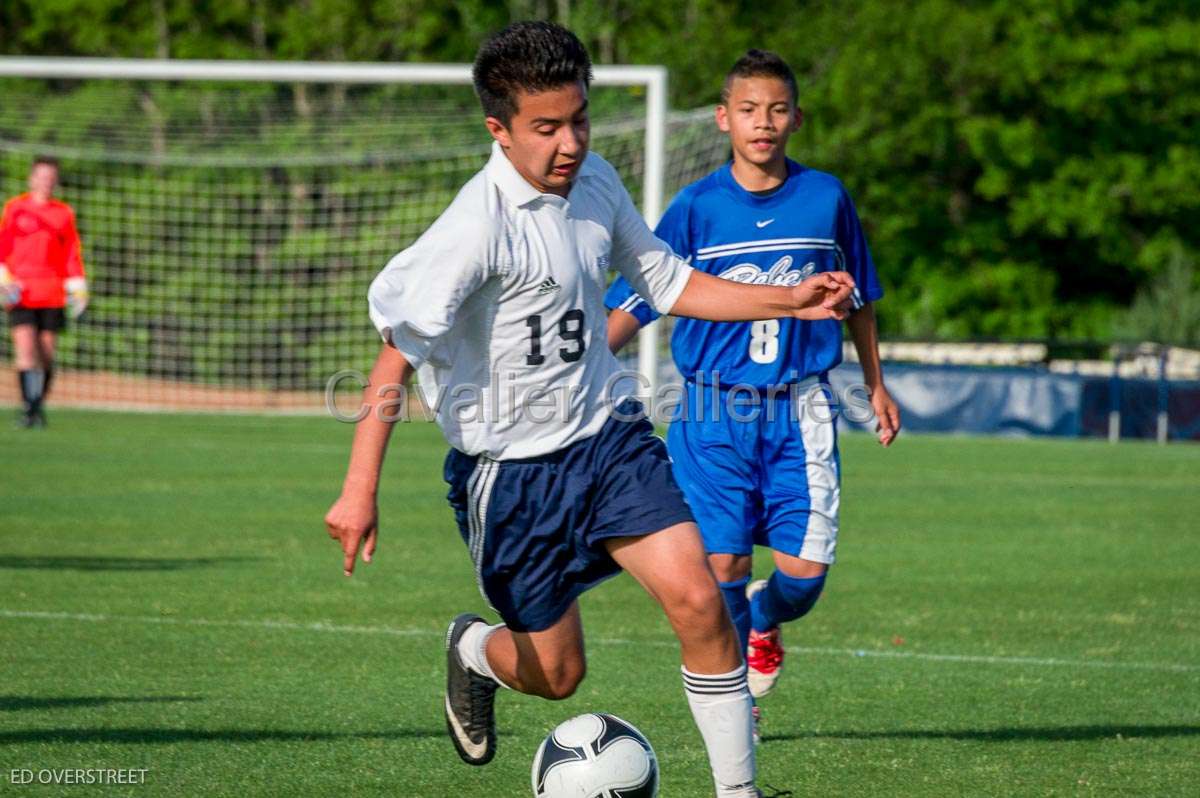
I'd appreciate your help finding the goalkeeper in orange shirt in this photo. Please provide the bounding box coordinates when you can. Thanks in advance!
[0,156,88,428]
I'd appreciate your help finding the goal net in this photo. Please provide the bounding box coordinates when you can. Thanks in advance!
[0,61,728,413]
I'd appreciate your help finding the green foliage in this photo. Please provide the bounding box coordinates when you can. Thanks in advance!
[2,0,1199,345]
[1117,245,1200,346]
[772,0,1200,339]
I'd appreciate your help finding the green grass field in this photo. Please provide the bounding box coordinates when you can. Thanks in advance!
[2,411,1198,797]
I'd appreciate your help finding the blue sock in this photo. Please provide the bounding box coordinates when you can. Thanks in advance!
[19,369,44,414]
[717,575,752,653]
[750,571,826,632]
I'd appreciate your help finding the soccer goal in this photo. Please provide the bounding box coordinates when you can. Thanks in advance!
[0,57,727,413]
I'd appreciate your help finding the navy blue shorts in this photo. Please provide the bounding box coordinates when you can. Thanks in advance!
[444,399,694,633]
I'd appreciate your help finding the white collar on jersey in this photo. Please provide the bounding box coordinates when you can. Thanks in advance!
[485,140,598,208]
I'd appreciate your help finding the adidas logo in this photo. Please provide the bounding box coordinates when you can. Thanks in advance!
[537,277,562,295]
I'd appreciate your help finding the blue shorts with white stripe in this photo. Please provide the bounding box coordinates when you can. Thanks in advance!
[443,399,694,632]
[668,378,841,564]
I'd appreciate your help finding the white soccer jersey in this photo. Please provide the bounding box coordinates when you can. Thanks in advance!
[368,141,693,460]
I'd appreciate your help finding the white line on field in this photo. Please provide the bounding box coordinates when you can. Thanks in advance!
[3,609,1196,674]
[782,645,1200,673]
[0,609,430,638]
[180,439,350,455]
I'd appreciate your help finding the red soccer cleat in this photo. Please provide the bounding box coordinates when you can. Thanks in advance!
[746,579,784,698]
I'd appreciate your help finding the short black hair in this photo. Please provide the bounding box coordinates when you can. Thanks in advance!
[32,155,59,169]
[473,21,593,125]
[721,49,799,106]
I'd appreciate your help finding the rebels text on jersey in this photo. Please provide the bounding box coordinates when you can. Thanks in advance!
[368,142,692,460]
[606,160,882,388]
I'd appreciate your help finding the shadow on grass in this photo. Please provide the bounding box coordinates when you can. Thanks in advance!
[763,724,1200,743]
[0,728,446,744]
[1,696,203,712]
[0,556,260,572]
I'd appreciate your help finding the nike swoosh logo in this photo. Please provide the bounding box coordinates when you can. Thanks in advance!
[445,694,487,759]
[756,219,775,228]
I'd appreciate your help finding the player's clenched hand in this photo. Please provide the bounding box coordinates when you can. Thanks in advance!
[0,266,21,311]
[324,492,378,576]
[65,277,89,320]
[790,271,855,320]
[872,385,901,447]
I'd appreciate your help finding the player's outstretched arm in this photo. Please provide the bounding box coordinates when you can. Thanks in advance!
[669,269,856,322]
[324,344,414,576]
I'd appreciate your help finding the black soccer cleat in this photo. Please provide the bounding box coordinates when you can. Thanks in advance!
[444,613,498,766]
[15,410,44,429]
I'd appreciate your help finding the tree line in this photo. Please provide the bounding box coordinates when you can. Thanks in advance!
[2,0,1198,344]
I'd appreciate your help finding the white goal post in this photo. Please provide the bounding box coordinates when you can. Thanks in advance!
[0,57,718,410]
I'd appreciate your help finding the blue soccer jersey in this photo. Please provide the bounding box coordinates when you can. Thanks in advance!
[606,159,884,566]
[605,159,882,387]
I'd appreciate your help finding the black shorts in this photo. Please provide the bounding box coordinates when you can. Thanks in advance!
[7,306,66,332]
[444,399,695,632]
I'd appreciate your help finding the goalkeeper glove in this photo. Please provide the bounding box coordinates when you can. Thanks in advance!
[0,265,20,310]
[65,276,89,320]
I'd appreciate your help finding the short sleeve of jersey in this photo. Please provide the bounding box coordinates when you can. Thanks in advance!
[603,192,692,326]
[836,184,884,308]
[603,162,692,316]
[603,276,659,326]
[367,213,492,369]
[0,199,14,262]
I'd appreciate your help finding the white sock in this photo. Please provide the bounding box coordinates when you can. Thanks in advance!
[456,621,509,688]
[682,664,756,797]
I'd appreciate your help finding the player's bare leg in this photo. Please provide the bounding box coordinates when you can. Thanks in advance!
[710,553,753,583]
[609,523,741,670]
[37,328,57,395]
[746,552,828,698]
[11,323,41,427]
[24,326,57,422]
[446,603,586,766]
[607,522,757,798]
[11,324,36,370]
[772,551,827,579]
[483,602,587,699]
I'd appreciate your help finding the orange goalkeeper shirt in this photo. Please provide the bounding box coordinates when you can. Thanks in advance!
[0,193,86,308]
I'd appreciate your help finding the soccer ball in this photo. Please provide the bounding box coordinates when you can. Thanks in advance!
[532,712,659,798]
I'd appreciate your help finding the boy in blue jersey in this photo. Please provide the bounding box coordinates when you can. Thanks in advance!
[606,50,901,725]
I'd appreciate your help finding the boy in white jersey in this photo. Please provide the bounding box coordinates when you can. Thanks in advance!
[324,23,855,798]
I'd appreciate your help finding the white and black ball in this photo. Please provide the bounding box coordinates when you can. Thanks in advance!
[532,712,659,798]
